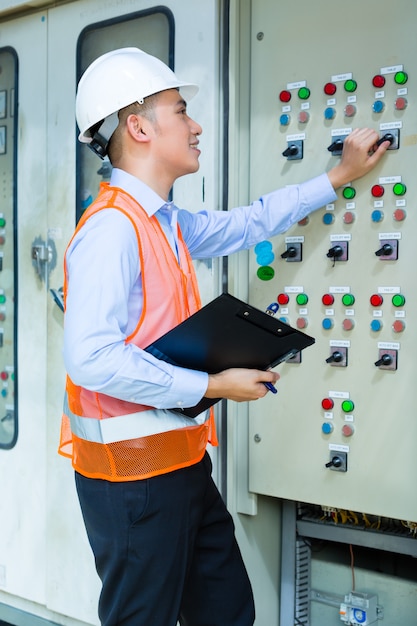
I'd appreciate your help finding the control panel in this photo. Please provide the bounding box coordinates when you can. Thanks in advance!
[0,48,17,449]
[246,0,417,521]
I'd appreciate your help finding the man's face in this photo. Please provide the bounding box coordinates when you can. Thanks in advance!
[149,89,202,184]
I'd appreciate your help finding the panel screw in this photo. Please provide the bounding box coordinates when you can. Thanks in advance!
[254,434,262,443]
[256,32,264,41]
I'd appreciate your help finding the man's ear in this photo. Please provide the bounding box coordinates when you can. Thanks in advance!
[126,113,152,143]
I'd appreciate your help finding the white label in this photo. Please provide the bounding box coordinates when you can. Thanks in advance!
[330,340,351,348]
[346,202,356,210]
[324,412,334,420]
[329,444,350,452]
[329,286,350,293]
[379,175,401,184]
[282,105,291,112]
[287,80,306,89]
[325,309,335,316]
[396,199,406,207]
[299,308,308,315]
[395,311,405,318]
[286,132,306,141]
[379,232,401,240]
[301,102,310,110]
[331,128,352,136]
[381,64,403,74]
[378,286,400,294]
[378,341,400,350]
[285,285,303,293]
[397,87,407,95]
[345,309,355,316]
[330,233,351,241]
[347,95,357,103]
[373,310,383,318]
[380,121,402,130]
[327,98,336,105]
[375,91,384,98]
[374,200,384,208]
[331,73,353,81]
[285,236,304,243]
[345,415,354,422]
[329,390,350,399]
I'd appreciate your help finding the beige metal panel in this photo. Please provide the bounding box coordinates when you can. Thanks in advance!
[245,0,417,521]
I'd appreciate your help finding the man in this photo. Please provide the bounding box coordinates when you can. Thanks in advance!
[60,48,388,626]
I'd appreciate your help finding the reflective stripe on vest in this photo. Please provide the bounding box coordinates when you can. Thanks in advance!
[64,391,209,444]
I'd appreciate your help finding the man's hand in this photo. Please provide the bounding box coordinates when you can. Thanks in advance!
[328,128,390,190]
[205,368,280,402]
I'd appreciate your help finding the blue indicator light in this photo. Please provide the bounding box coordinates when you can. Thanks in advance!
[322,212,334,225]
[322,318,333,330]
[370,319,382,332]
[371,209,384,223]
[324,107,336,120]
[372,100,384,113]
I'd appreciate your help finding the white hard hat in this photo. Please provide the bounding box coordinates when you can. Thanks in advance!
[75,47,199,158]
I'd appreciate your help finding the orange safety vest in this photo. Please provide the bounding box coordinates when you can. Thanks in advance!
[59,183,217,481]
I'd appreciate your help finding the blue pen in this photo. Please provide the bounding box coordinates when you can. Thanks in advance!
[264,303,279,394]
[264,381,278,394]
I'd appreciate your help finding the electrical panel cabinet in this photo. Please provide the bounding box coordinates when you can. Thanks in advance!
[246,0,417,522]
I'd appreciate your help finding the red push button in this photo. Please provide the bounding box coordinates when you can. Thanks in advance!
[370,294,383,307]
[322,293,335,306]
[324,82,337,95]
[296,317,308,329]
[342,318,355,331]
[392,319,405,333]
[277,293,290,305]
[342,424,355,437]
[279,90,292,103]
[393,208,406,222]
[321,397,334,410]
[371,184,385,198]
[372,74,386,88]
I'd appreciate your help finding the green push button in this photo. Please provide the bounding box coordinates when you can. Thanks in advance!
[296,293,309,305]
[342,293,355,306]
[392,294,405,307]
[256,266,275,281]
[394,71,408,85]
[0,294,5,304]
[0,218,6,228]
[298,86,311,100]
[342,186,356,200]
[344,79,357,93]
[393,183,406,196]
[341,399,355,413]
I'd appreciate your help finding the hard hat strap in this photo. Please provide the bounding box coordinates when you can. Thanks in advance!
[89,112,119,159]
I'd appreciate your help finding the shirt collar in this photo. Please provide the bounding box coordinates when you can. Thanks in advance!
[110,168,171,217]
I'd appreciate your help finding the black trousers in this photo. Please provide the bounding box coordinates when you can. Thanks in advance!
[75,453,255,626]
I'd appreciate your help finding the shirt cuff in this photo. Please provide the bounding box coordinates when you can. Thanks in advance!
[163,367,209,410]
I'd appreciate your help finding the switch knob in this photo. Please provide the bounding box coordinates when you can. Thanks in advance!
[327,139,343,153]
[281,246,297,259]
[327,245,343,259]
[375,243,393,257]
[282,144,299,157]
[376,132,394,147]
[326,351,343,364]
[325,456,342,468]
[375,353,392,367]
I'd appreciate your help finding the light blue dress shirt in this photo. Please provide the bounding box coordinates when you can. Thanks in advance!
[64,169,336,410]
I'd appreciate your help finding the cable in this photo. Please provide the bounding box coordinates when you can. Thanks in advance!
[349,544,355,591]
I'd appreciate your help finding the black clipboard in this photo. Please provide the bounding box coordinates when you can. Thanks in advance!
[145,293,315,417]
